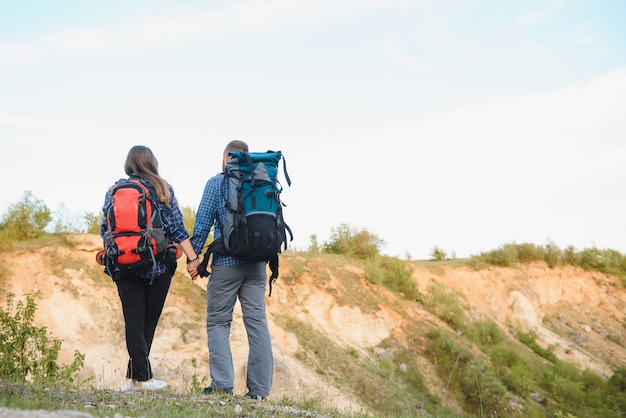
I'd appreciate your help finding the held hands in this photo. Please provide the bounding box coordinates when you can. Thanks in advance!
[186,257,201,280]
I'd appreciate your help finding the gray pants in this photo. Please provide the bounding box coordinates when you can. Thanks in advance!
[206,263,273,396]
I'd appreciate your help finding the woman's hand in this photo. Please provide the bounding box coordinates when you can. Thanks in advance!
[187,258,200,280]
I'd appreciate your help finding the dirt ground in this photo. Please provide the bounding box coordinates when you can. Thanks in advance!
[2,234,625,414]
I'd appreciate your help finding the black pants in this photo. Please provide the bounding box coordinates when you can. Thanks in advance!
[115,265,175,381]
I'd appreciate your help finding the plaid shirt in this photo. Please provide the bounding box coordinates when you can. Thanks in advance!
[191,172,249,268]
[100,177,190,278]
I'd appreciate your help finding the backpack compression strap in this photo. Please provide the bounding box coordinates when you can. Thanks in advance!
[197,239,226,278]
[268,256,279,297]
[281,154,291,187]
[133,177,163,285]
[234,151,291,187]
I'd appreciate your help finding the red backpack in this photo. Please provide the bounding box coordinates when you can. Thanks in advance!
[97,178,171,279]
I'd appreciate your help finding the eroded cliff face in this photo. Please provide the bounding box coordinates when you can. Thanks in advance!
[412,263,625,378]
[2,234,624,413]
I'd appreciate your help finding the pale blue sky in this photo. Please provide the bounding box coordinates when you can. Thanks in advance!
[1,0,625,259]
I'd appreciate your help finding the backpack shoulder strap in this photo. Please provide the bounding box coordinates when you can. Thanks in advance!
[131,177,159,203]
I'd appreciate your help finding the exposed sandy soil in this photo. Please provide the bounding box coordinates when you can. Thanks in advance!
[412,263,626,377]
[2,234,625,414]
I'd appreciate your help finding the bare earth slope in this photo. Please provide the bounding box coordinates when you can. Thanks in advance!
[1,234,624,414]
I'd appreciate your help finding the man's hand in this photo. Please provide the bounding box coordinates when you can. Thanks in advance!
[187,258,200,280]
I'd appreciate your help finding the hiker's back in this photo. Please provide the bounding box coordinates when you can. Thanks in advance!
[223,150,291,262]
[98,177,171,279]
[197,150,293,294]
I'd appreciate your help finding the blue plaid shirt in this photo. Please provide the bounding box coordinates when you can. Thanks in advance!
[100,177,190,278]
[191,172,249,268]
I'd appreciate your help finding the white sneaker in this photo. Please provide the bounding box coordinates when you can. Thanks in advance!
[119,379,136,392]
[139,379,167,390]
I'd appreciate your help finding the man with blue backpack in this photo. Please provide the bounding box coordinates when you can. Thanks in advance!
[188,140,291,399]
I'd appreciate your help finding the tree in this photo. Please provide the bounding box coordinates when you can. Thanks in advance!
[50,203,83,233]
[83,211,102,234]
[0,191,51,241]
[181,206,196,237]
[308,234,320,253]
[430,246,447,261]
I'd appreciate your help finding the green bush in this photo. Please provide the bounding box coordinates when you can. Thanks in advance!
[544,241,563,267]
[365,255,420,301]
[575,247,626,280]
[562,245,577,265]
[516,243,544,263]
[378,357,394,378]
[517,330,557,363]
[476,243,519,266]
[457,361,508,416]
[382,256,419,300]
[429,245,447,261]
[0,292,84,384]
[609,366,626,391]
[425,329,508,414]
[181,206,196,238]
[507,362,535,395]
[83,211,101,234]
[471,242,626,285]
[468,319,505,347]
[0,191,51,242]
[308,234,320,253]
[322,223,384,259]
[425,282,466,331]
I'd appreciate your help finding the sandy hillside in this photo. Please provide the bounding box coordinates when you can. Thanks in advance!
[1,234,625,413]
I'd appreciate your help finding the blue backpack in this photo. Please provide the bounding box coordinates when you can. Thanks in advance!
[198,150,292,295]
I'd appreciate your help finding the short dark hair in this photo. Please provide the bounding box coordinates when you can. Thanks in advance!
[223,140,248,156]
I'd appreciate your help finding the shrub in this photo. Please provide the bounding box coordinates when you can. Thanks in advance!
[458,361,508,416]
[575,247,626,280]
[507,362,535,395]
[608,366,626,391]
[308,234,320,253]
[380,256,419,300]
[181,206,196,239]
[364,255,420,300]
[83,211,101,234]
[0,292,84,384]
[378,357,395,378]
[476,243,519,267]
[472,242,626,285]
[469,320,505,347]
[0,191,51,242]
[322,223,384,259]
[425,282,466,331]
[517,330,557,363]
[544,240,563,267]
[562,245,577,265]
[517,243,544,263]
[430,246,447,261]
[425,329,508,414]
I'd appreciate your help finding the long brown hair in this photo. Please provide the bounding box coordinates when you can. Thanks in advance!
[124,145,171,207]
